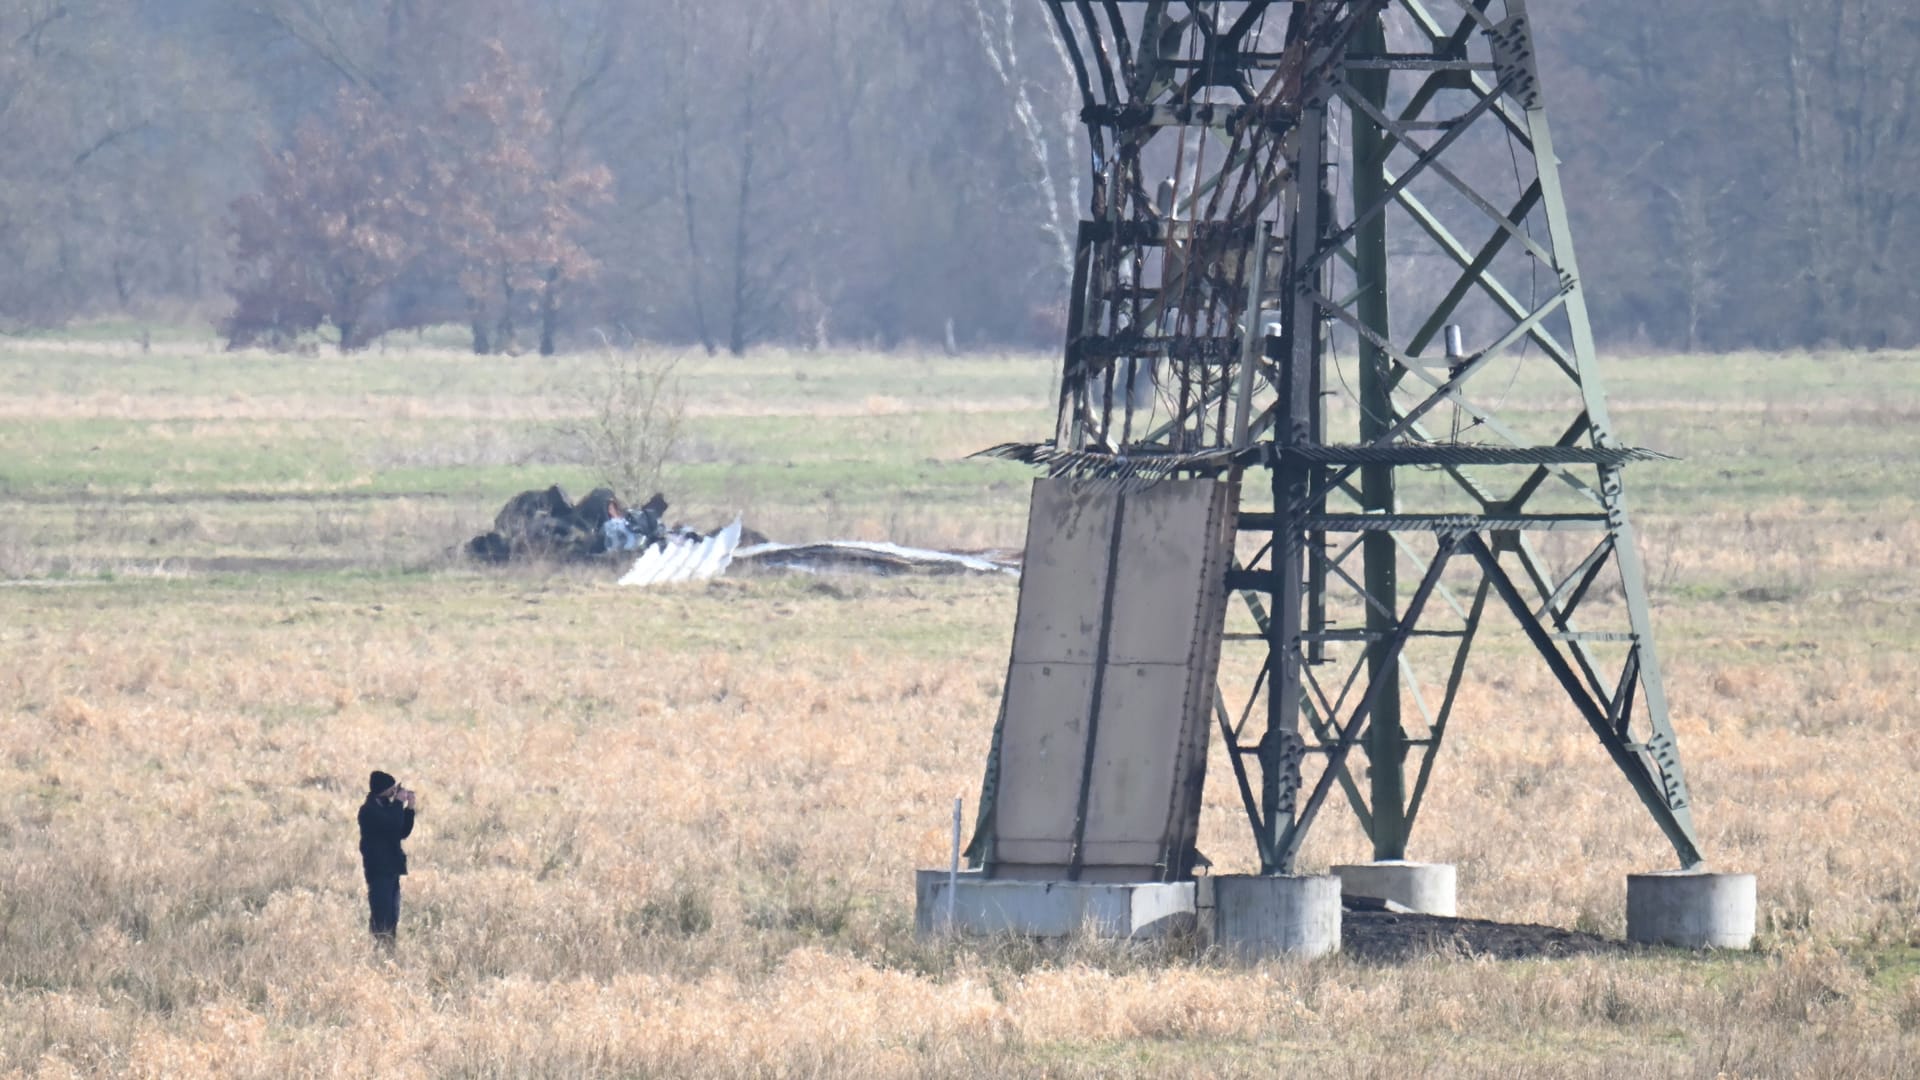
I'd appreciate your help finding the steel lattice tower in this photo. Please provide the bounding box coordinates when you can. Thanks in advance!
[983,0,1706,875]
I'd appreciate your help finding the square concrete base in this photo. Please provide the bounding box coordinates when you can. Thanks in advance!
[1201,874,1342,960]
[914,870,1196,939]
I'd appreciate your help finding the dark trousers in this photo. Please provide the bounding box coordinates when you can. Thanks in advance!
[366,873,402,939]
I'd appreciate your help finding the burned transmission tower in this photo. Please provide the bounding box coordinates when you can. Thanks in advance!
[967,0,1716,895]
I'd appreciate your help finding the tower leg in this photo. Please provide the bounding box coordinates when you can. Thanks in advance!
[1351,9,1407,863]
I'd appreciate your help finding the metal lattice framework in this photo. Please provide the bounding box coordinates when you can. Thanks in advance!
[990,0,1708,875]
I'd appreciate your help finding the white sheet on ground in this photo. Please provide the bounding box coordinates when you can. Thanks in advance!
[732,540,1017,576]
[618,518,743,586]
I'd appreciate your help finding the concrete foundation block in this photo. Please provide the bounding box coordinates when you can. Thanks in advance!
[914,870,1196,939]
[1331,861,1457,916]
[1203,874,1342,960]
[1626,870,1757,949]
[914,869,981,937]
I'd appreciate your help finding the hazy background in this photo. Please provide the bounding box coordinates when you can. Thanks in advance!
[0,0,1910,353]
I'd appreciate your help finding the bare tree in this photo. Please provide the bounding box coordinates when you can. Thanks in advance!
[557,348,686,500]
[0,0,1907,353]
[1777,0,1919,346]
[1651,175,1739,352]
[967,0,1080,297]
[661,0,718,355]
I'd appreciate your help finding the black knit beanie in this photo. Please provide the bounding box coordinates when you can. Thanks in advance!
[369,770,397,796]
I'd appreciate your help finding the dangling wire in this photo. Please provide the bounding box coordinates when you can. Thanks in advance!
[1477,112,1538,426]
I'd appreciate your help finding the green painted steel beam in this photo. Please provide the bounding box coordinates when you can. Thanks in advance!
[1349,12,1407,863]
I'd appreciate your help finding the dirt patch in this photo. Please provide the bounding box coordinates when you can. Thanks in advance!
[1343,910,1626,963]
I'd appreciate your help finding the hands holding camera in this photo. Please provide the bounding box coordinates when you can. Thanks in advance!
[391,784,417,810]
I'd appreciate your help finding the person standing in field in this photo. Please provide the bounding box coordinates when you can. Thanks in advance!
[359,770,417,945]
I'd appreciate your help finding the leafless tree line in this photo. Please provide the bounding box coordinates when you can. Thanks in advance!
[0,0,1910,352]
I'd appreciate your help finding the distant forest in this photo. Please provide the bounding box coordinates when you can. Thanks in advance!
[1,0,1912,353]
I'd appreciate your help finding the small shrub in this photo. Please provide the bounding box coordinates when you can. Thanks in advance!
[556,348,685,501]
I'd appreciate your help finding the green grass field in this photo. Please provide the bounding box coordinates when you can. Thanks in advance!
[3,335,1920,1077]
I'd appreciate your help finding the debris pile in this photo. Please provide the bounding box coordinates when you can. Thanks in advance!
[465,484,1018,586]
[466,485,688,564]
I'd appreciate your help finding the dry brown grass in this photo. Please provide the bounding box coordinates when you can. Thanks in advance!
[3,341,1919,1076]
[3,563,1919,1077]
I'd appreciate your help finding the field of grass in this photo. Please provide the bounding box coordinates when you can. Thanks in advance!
[3,334,1920,1077]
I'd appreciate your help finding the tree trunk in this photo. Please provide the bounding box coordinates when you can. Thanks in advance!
[667,6,718,357]
[469,301,490,355]
[539,267,559,356]
[726,163,754,356]
[495,278,516,354]
[727,55,759,358]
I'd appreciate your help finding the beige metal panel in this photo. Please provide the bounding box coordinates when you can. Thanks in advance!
[1106,482,1236,665]
[1079,661,1193,869]
[1126,480,1236,879]
[1009,481,1116,664]
[984,477,1238,883]
[992,660,1093,870]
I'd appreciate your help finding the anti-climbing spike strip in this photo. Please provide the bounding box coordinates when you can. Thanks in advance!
[983,0,1706,876]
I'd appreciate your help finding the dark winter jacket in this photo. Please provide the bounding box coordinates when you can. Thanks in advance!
[358,797,415,877]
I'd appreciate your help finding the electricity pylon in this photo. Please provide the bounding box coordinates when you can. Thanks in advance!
[986,0,1705,875]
